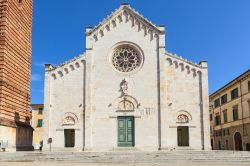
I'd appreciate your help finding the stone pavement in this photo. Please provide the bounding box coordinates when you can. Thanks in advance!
[0,150,250,165]
[1,162,250,166]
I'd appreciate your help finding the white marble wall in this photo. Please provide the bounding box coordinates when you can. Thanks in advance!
[43,4,211,151]
[43,56,86,151]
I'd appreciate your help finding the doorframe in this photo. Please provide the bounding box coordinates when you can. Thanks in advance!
[177,126,189,147]
[233,131,243,151]
[64,129,75,148]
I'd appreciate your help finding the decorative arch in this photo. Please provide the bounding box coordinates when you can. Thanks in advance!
[135,19,140,31]
[105,25,110,31]
[191,68,197,77]
[166,58,172,66]
[185,65,190,74]
[51,73,56,80]
[179,63,184,71]
[113,95,140,111]
[197,70,202,76]
[69,64,74,71]
[173,61,178,68]
[64,68,69,74]
[176,110,192,123]
[142,24,147,36]
[75,62,80,68]
[57,71,63,77]
[93,34,98,41]
[99,30,104,37]
[123,10,129,22]
[87,6,164,43]
[148,29,153,40]
[62,112,78,126]
[130,15,135,27]
[111,20,116,27]
[117,15,122,22]
[234,131,243,151]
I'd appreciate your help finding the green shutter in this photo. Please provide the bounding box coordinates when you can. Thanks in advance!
[37,119,43,127]
[233,107,238,121]
[231,88,238,100]
[38,108,43,114]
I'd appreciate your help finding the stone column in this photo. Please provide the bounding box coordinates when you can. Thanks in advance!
[83,30,93,150]
[42,64,53,151]
[157,25,166,150]
[199,61,211,150]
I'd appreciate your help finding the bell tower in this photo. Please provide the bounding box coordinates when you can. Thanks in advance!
[0,0,33,150]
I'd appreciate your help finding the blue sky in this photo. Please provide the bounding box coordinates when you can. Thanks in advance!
[31,0,250,104]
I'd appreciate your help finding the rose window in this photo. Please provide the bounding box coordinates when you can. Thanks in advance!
[111,47,142,73]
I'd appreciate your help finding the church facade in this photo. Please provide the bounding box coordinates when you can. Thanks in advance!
[43,4,211,151]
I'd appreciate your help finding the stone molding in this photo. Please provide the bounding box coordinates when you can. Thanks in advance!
[86,4,164,42]
[165,53,205,78]
[46,53,86,80]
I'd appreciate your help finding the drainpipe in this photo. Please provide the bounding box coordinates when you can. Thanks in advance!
[212,105,215,150]
[239,79,244,150]
[82,60,86,151]
[198,72,204,150]
[156,35,161,150]
[218,93,223,149]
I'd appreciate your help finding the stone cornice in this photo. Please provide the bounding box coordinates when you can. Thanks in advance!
[165,52,203,69]
[86,4,164,42]
[46,53,86,80]
[164,51,206,78]
[45,53,86,72]
[209,69,250,99]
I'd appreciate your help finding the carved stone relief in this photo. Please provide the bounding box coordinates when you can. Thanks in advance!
[62,116,75,125]
[177,114,189,123]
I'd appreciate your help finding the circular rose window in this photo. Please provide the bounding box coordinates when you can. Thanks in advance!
[111,46,142,73]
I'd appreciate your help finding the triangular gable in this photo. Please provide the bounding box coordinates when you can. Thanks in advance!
[86,3,164,38]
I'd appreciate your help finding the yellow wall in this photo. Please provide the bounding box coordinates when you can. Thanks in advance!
[31,104,44,149]
[209,71,250,150]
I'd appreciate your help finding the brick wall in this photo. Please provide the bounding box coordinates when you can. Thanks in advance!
[0,0,32,125]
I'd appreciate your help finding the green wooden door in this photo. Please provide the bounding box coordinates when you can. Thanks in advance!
[118,116,134,147]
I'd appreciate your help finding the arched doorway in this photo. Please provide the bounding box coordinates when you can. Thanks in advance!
[234,132,243,151]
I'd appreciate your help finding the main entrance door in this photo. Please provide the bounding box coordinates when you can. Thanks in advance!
[234,132,243,151]
[177,126,189,146]
[118,116,134,147]
[64,129,75,147]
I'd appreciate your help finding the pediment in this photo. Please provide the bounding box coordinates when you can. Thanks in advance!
[86,4,165,41]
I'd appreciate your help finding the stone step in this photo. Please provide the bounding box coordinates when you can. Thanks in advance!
[1,151,250,163]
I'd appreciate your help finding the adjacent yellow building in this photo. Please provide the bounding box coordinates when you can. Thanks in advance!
[31,104,44,150]
[209,69,250,151]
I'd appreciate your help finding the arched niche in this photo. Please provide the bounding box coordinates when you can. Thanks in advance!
[176,110,192,123]
[113,95,140,112]
[62,112,78,126]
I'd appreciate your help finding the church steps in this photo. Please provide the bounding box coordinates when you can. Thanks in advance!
[0,151,250,163]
